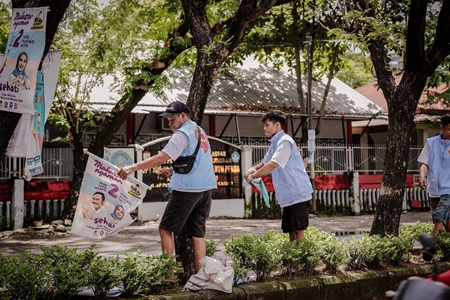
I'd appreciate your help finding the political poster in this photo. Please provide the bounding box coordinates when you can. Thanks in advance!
[0,7,49,115]
[6,51,62,159]
[23,71,45,178]
[71,153,149,239]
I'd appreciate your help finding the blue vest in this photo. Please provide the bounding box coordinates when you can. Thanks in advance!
[267,131,313,207]
[169,120,217,192]
[427,133,450,196]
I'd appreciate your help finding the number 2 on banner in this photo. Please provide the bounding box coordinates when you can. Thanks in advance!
[108,184,119,198]
[12,29,24,47]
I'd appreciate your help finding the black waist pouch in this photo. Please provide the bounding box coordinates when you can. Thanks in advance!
[173,155,196,174]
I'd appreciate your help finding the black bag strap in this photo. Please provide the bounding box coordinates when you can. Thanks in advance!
[192,126,201,157]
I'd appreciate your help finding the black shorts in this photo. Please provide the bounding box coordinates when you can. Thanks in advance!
[281,200,311,233]
[159,190,212,238]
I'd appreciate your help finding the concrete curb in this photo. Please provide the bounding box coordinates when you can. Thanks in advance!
[143,262,450,300]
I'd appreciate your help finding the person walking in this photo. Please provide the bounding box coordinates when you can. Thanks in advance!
[418,114,450,236]
[244,110,313,241]
[118,101,217,271]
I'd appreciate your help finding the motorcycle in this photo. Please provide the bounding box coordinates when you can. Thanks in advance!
[386,233,450,300]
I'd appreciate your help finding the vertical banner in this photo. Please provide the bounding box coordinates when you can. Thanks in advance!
[0,7,48,115]
[71,153,149,239]
[23,71,45,178]
[6,51,62,158]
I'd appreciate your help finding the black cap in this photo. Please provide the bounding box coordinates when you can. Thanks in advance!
[159,101,190,118]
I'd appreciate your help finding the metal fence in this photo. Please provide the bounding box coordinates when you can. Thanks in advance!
[0,148,73,180]
[0,144,423,180]
[251,144,422,173]
[0,143,427,227]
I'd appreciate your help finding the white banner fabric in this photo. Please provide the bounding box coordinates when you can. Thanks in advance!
[6,51,61,159]
[71,153,149,239]
[0,7,49,115]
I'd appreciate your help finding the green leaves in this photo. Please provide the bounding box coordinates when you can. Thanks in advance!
[224,230,282,282]
[120,251,181,296]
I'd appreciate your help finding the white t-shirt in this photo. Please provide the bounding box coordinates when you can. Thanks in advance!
[418,143,439,197]
[262,140,291,168]
[417,144,429,165]
[161,131,189,160]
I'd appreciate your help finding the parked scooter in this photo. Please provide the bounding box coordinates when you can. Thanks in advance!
[386,233,450,300]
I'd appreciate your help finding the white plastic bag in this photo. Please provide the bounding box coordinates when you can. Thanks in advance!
[184,256,234,293]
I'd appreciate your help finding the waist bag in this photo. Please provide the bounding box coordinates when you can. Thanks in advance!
[172,126,201,174]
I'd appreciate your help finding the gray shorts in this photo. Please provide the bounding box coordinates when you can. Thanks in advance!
[432,194,450,224]
[159,190,212,238]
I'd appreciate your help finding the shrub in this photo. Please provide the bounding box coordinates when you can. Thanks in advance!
[120,250,181,296]
[305,227,349,273]
[39,245,94,300]
[230,259,250,285]
[321,234,349,273]
[399,222,434,244]
[142,253,182,293]
[434,232,450,261]
[1,251,50,300]
[206,238,219,257]
[87,256,123,299]
[120,251,151,296]
[347,234,386,269]
[224,230,282,282]
[279,237,321,277]
[224,233,259,271]
[383,234,413,266]
[0,253,7,290]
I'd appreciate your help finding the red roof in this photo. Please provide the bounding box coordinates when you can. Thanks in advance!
[356,76,450,114]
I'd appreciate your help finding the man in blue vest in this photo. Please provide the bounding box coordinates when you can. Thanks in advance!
[118,101,217,271]
[244,110,313,241]
[418,114,450,236]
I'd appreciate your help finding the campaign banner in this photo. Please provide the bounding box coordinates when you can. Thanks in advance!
[23,71,45,178]
[0,7,48,115]
[6,51,62,159]
[71,153,149,239]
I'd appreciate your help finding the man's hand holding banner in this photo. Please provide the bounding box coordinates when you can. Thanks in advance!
[71,153,149,239]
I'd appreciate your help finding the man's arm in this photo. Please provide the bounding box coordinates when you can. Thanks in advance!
[118,151,170,180]
[118,132,188,180]
[419,163,428,190]
[244,162,263,181]
[246,161,279,183]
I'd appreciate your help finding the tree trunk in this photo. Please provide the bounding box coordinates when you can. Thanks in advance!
[186,52,224,124]
[0,112,21,161]
[370,74,427,236]
[174,229,196,284]
[61,129,86,218]
[370,109,413,236]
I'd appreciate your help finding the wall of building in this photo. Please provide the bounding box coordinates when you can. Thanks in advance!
[131,112,350,141]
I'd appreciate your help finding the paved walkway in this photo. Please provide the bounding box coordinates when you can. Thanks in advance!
[0,211,432,258]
